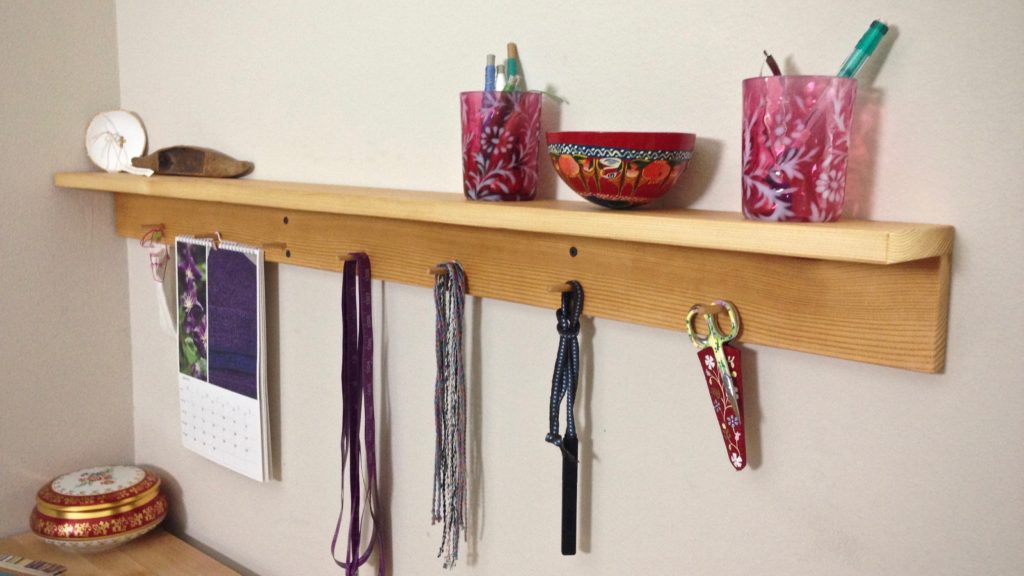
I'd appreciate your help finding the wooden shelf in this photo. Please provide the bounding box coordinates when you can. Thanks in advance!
[0,529,238,575]
[57,172,953,372]
[56,172,951,265]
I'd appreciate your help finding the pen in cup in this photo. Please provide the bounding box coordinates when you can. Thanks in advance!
[495,64,507,91]
[504,42,522,92]
[763,50,782,76]
[784,20,889,142]
[837,20,889,78]
[484,54,496,91]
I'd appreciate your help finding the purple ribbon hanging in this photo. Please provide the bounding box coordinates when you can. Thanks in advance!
[331,253,386,575]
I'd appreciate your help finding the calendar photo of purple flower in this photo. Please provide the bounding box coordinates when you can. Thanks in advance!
[177,241,208,380]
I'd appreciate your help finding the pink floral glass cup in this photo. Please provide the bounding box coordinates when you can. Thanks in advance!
[461,91,542,201]
[742,76,857,222]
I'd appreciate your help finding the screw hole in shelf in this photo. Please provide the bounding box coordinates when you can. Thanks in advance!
[569,246,578,257]
[283,216,289,224]
[285,249,292,258]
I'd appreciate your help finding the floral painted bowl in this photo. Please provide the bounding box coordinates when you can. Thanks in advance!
[546,131,695,209]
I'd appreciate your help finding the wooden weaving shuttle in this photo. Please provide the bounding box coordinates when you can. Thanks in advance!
[132,146,254,178]
[561,436,578,556]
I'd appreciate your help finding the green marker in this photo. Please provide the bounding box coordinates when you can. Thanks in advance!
[837,20,889,78]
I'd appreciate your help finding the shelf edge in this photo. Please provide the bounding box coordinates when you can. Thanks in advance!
[55,172,953,265]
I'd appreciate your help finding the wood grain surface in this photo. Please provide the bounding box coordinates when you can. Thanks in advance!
[56,172,953,264]
[115,193,950,372]
[0,530,238,576]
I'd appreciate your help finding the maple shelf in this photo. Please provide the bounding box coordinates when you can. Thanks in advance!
[56,171,953,372]
[0,529,238,575]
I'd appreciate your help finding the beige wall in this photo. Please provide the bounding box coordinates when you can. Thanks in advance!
[0,0,132,536]
[116,1,1023,575]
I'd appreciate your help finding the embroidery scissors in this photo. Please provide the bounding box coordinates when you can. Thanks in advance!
[686,300,742,424]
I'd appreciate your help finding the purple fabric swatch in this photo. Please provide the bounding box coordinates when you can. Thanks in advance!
[207,249,258,399]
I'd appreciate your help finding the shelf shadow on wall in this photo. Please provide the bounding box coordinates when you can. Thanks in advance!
[534,88,565,201]
[266,264,283,481]
[465,295,486,565]
[780,27,897,221]
[578,315,597,553]
[377,282,395,572]
[139,465,259,575]
[845,87,884,219]
[844,25,897,220]
[651,137,724,210]
[738,346,763,470]
[145,464,186,533]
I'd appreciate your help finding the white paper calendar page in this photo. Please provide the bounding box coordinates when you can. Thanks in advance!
[176,236,270,482]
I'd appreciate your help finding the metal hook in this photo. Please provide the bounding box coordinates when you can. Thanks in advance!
[698,302,726,316]
[194,231,222,249]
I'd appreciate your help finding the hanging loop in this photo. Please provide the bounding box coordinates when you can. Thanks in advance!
[556,307,580,338]
[546,280,583,452]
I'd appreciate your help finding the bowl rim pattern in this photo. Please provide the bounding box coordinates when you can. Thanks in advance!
[547,142,692,163]
[546,130,695,149]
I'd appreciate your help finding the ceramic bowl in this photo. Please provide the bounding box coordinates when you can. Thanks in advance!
[30,465,167,552]
[546,131,696,208]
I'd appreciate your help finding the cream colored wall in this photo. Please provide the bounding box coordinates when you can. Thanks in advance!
[117,1,1023,575]
[0,0,132,537]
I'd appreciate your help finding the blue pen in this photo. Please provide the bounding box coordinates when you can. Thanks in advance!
[837,20,889,78]
[484,54,496,91]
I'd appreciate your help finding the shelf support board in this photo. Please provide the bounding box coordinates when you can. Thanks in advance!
[114,193,950,372]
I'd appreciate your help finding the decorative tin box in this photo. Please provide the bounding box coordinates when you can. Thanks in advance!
[30,465,167,551]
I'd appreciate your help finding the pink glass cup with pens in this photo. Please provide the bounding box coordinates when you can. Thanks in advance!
[742,76,857,222]
[461,91,542,201]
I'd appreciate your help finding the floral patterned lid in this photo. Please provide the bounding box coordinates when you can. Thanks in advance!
[36,465,160,511]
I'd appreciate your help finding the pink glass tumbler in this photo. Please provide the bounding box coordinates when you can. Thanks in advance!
[742,76,857,222]
[461,91,542,201]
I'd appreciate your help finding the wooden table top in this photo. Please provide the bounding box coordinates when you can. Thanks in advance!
[0,529,238,575]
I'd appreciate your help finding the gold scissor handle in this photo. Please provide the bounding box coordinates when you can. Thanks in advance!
[686,300,744,425]
[685,300,740,348]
